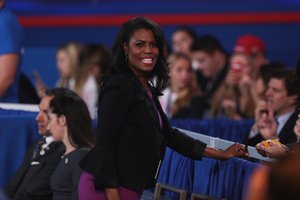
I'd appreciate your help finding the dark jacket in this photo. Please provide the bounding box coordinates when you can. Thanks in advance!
[172,96,209,119]
[5,141,65,200]
[80,72,207,191]
[248,109,299,147]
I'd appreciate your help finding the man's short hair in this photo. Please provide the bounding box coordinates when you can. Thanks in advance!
[45,88,68,98]
[271,68,299,100]
[190,34,226,55]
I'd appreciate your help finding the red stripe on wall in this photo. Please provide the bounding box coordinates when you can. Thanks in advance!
[19,12,300,27]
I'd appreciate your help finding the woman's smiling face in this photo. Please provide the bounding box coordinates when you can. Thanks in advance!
[124,28,159,77]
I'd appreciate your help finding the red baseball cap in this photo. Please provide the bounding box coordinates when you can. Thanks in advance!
[234,35,266,55]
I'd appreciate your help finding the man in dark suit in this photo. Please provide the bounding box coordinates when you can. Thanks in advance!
[248,69,300,147]
[5,89,65,200]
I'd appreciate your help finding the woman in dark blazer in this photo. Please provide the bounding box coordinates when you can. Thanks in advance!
[79,17,247,200]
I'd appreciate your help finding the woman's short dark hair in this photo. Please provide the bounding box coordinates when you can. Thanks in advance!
[111,17,169,91]
[49,88,95,148]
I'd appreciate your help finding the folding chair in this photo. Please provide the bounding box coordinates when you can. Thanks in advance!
[190,193,226,200]
[153,182,187,200]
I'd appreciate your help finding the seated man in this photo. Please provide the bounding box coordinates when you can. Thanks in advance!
[248,68,299,147]
[5,89,65,200]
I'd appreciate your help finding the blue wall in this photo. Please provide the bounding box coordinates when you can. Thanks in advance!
[6,0,300,87]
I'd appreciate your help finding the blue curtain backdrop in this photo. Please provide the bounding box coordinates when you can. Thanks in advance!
[4,0,300,87]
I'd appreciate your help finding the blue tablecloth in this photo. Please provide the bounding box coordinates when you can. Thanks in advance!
[0,112,258,200]
[0,109,39,188]
[170,118,254,143]
[158,148,259,200]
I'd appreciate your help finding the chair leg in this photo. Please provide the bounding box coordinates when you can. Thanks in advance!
[153,182,187,200]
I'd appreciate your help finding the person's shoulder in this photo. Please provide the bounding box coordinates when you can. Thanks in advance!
[52,142,66,152]
[284,108,300,125]
[102,72,138,90]
[105,72,133,82]
[0,7,21,28]
[71,148,90,162]
[42,142,64,160]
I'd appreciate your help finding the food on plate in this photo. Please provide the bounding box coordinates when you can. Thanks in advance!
[260,139,281,148]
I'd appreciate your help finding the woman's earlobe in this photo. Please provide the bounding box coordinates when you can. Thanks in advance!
[123,42,129,54]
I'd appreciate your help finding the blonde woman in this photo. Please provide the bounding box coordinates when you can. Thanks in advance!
[55,42,81,88]
[35,42,81,97]
[159,52,208,118]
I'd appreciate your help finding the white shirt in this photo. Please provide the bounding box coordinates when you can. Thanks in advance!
[81,76,98,119]
[159,87,177,118]
[69,76,98,119]
[40,136,54,156]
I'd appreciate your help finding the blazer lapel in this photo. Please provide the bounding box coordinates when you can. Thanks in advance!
[135,86,161,129]
[151,88,169,130]
[11,144,37,188]
[278,109,298,143]
[149,86,168,130]
[130,73,162,130]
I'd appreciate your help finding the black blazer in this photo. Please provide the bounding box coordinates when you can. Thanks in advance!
[5,140,65,200]
[80,72,207,191]
[248,109,299,147]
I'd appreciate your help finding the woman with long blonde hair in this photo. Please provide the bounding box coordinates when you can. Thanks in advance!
[159,52,208,118]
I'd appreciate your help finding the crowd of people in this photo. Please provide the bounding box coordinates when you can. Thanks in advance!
[1,1,300,199]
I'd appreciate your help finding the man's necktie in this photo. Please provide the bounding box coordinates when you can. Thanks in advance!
[31,138,46,160]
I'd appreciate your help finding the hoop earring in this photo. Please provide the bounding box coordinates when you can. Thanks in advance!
[125,53,128,62]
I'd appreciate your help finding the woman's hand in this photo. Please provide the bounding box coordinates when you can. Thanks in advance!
[225,70,239,87]
[221,98,242,120]
[222,143,248,159]
[204,144,248,160]
[238,74,252,93]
